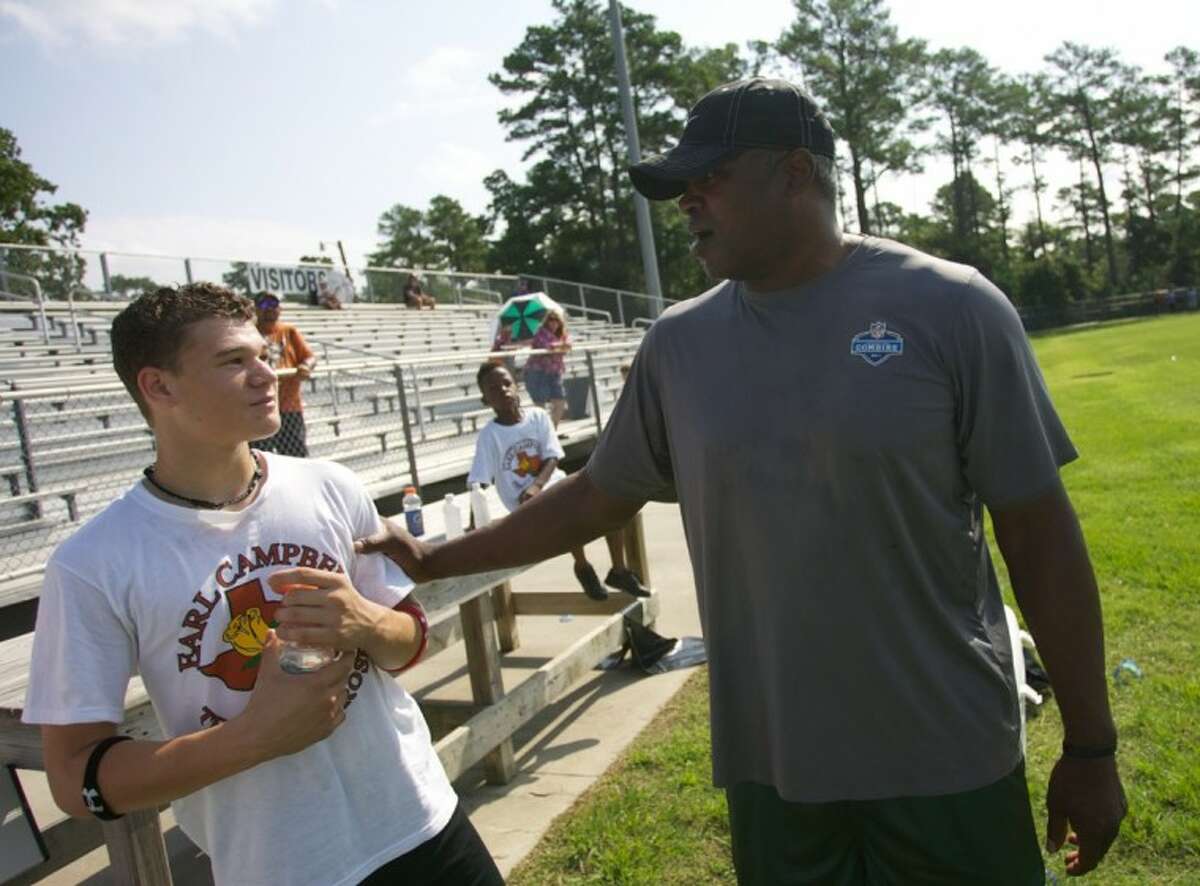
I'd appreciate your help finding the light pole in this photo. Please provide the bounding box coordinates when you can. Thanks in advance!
[607,0,664,318]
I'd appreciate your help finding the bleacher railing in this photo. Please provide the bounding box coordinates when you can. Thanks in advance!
[0,243,673,328]
[6,242,1196,333]
[0,270,51,344]
[0,338,642,586]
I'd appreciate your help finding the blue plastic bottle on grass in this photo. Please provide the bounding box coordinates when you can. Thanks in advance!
[402,486,424,537]
[1112,658,1143,685]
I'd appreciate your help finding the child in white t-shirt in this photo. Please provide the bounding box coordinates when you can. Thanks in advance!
[22,283,502,886]
[468,362,648,600]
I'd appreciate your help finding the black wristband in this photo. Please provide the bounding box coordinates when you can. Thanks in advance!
[81,735,132,820]
[1062,739,1117,759]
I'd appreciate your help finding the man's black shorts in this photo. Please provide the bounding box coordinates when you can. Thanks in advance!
[727,762,1043,885]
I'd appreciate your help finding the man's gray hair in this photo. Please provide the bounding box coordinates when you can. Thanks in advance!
[764,147,838,204]
[808,151,838,204]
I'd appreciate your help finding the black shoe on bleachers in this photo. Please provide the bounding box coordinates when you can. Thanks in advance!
[604,567,649,598]
[575,562,608,601]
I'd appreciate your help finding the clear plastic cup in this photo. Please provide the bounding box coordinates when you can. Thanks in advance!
[276,583,341,673]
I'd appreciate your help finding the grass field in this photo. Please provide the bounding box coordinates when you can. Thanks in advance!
[509,313,1200,885]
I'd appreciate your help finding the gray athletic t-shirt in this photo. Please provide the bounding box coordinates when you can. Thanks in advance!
[587,237,1076,802]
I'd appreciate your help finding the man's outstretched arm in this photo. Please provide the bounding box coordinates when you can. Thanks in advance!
[356,470,645,582]
[990,477,1126,877]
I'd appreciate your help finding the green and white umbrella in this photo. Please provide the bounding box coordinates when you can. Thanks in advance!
[491,292,561,344]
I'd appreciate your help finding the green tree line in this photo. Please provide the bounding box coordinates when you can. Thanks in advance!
[4,0,1196,309]
[371,0,1200,309]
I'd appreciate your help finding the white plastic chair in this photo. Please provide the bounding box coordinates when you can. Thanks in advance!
[1005,604,1044,755]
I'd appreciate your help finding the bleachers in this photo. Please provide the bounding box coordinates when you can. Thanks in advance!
[0,298,643,606]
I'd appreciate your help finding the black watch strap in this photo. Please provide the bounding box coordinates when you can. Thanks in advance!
[82,735,133,820]
[1062,739,1117,759]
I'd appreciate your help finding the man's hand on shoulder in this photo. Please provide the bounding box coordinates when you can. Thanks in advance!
[354,518,436,583]
[1044,754,1126,876]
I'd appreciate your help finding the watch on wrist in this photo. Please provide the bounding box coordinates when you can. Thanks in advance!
[1062,739,1117,759]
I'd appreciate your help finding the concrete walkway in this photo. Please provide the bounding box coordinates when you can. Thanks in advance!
[15,501,701,883]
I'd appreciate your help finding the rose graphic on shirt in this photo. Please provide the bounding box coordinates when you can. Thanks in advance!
[200,578,281,691]
[223,607,270,658]
[513,450,543,478]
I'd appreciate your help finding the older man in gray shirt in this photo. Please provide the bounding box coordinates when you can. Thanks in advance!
[359,78,1126,884]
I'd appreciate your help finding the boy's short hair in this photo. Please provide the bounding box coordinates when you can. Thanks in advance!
[476,361,508,391]
[112,282,255,420]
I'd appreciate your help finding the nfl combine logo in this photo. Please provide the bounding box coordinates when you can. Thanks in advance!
[850,321,905,366]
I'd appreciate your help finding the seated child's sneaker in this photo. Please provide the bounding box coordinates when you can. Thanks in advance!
[574,562,608,601]
[604,567,649,598]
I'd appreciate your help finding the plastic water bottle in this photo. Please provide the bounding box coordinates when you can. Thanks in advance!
[470,482,491,529]
[443,493,463,539]
[277,583,341,674]
[280,643,340,674]
[402,486,424,537]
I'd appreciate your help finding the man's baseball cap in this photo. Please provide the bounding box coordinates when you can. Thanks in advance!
[628,77,836,201]
[254,292,280,308]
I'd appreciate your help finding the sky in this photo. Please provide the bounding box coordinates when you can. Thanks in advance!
[2,0,1197,288]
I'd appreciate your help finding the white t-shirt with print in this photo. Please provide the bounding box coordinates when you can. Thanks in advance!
[467,407,565,512]
[23,453,457,886]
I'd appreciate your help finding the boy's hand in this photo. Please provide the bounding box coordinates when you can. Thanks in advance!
[269,568,384,651]
[236,631,355,760]
[518,483,543,504]
[354,518,436,583]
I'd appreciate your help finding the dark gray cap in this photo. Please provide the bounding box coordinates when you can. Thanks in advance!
[628,77,836,200]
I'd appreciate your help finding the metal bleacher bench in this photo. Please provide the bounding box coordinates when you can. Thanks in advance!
[0,488,83,541]
[0,488,660,885]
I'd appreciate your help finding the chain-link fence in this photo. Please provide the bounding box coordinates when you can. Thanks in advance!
[0,383,154,585]
[6,242,1200,333]
[0,244,669,326]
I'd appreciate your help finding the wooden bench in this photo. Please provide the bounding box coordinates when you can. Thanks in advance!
[0,494,658,885]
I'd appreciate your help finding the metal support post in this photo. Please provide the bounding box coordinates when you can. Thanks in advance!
[585,350,604,435]
[410,367,427,441]
[99,252,112,295]
[12,400,42,517]
[608,0,664,317]
[184,258,194,285]
[328,367,340,416]
[392,364,421,490]
[67,287,81,350]
[617,291,626,327]
[32,279,50,345]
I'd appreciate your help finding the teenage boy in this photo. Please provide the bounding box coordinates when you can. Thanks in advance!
[22,284,502,886]
[468,362,647,601]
